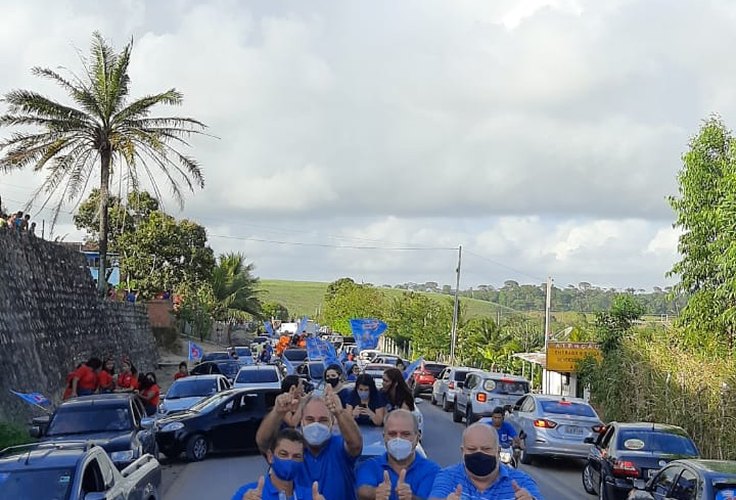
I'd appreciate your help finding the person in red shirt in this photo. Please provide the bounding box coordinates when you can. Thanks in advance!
[62,363,83,400]
[174,361,188,380]
[97,358,116,393]
[116,359,138,392]
[70,357,102,397]
[139,372,161,416]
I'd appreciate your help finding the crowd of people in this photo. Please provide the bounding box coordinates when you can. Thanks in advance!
[0,209,37,235]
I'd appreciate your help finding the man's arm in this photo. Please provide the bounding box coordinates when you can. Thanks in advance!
[325,386,363,457]
[255,387,298,454]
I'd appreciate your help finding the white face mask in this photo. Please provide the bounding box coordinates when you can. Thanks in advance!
[386,437,414,461]
[302,422,331,446]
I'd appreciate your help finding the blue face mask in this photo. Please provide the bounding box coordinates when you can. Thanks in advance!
[271,456,300,481]
[357,390,370,401]
[302,422,332,446]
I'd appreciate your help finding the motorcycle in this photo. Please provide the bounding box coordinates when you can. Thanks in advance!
[499,444,517,468]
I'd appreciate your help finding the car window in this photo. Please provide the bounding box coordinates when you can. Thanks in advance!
[130,399,142,426]
[616,430,698,456]
[96,454,115,488]
[236,369,280,384]
[520,397,535,413]
[539,400,597,417]
[453,370,470,381]
[0,467,75,499]
[600,427,615,449]
[465,375,477,389]
[167,379,219,398]
[47,407,133,435]
[670,468,697,500]
[652,466,681,497]
[81,459,105,494]
[483,379,529,395]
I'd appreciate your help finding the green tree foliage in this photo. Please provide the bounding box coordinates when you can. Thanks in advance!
[119,211,214,296]
[73,189,159,251]
[385,292,453,359]
[211,253,263,344]
[0,32,206,292]
[321,279,385,334]
[262,302,290,321]
[176,283,215,342]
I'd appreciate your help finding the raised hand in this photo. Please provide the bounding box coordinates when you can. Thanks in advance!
[447,483,463,500]
[242,475,264,500]
[512,480,533,500]
[323,384,343,415]
[274,386,299,415]
[395,468,412,500]
[374,470,392,500]
[311,481,325,500]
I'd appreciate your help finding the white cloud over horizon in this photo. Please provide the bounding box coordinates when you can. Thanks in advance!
[1,0,729,290]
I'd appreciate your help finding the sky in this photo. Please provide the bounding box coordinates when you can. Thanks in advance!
[1,0,734,291]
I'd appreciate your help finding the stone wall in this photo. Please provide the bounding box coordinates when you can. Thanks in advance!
[0,231,159,424]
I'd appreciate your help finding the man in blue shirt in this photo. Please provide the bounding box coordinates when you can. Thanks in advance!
[429,423,542,500]
[479,407,522,449]
[256,385,363,500]
[356,409,440,500]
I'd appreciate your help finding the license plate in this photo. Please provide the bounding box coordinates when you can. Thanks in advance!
[564,426,584,435]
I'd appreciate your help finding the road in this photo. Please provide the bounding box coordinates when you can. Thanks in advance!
[161,398,586,499]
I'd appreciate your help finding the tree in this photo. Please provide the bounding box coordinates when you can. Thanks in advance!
[210,253,263,345]
[262,302,290,322]
[321,279,385,334]
[0,32,206,292]
[385,292,453,358]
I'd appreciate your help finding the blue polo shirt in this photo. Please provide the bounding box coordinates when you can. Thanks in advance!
[231,474,312,500]
[479,419,517,447]
[299,434,357,500]
[429,462,543,499]
[357,452,440,500]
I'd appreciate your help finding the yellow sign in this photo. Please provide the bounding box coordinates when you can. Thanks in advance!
[546,342,601,372]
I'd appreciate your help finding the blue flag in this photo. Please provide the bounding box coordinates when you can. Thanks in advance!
[339,350,348,363]
[11,390,51,407]
[306,336,322,361]
[349,318,388,352]
[282,355,296,375]
[403,357,424,381]
[296,316,309,334]
[188,341,204,361]
[264,321,275,337]
[318,338,341,370]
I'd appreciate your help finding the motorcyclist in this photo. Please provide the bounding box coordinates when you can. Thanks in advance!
[481,407,523,450]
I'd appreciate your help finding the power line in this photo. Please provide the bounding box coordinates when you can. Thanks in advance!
[464,249,545,283]
[208,233,457,251]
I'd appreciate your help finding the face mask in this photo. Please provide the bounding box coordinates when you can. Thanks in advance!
[386,438,414,461]
[271,456,300,481]
[464,451,497,477]
[302,422,332,446]
[357,390,370,401]
[326,378,339,388]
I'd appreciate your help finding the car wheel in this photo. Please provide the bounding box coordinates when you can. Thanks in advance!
[452,403,463,423]
[519,445,534,465]
[430,392,437,405]
[465,405,476,426]
[582,463,596,495]
[442,394,452,412]
[185,435,208,462]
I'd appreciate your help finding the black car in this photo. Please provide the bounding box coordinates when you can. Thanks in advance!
[190,360,241,382]
[628,459,736,499]
[297,361,325,382]
[30,393,157,468]
[155,388,279,461]
[583,422,700,500]
[200,351,231,362]
[282,348,308,367]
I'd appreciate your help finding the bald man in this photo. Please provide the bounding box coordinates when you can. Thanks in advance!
[429,423,542,500]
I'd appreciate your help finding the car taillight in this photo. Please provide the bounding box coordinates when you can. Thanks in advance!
[448,381,455,389]
[476,393,487,403]
[612,460,639,478]
[592,425,604,433]
[533,419,557,429]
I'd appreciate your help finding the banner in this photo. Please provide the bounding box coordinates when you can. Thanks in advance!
[318,338,341,370]
[296,316,309,334]
[306,336,322,361]
[546,342,601,372]
[349,318,388,352]
[188,341,204,361]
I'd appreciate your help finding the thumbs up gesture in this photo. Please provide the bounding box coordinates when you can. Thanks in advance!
[395,468,412,500]
[375,470,392,500]
[512,480,533,500]
[447,483,463,500]
[311,481,326,500]
[243,476,264,500]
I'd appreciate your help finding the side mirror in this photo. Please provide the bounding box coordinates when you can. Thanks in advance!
[583,436,595,444]
[32,416,50,426]
[29,426,42,438]
[140,417,155,430]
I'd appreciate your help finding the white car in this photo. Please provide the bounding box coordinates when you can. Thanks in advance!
[158,374,231,417]
[233,365,283,390]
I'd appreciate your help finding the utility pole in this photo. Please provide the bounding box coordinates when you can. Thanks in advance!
[544,276,553,394]
[449,245,462,364]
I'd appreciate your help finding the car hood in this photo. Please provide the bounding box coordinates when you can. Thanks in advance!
[157,410,199,426]
[42,430,136,451]
[232,382,281,391]
[161,396,207,413]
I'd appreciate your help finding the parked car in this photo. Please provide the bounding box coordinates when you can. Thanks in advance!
[582,422,700,500]
[296,361,325,383]
[432,366,481,411]
[200,351,231,363]
[454,372,530,424]
[190,360,241,383]
[374,355,410,368]
[231,346,255,366]
[505,394,603,465]
[409,362,448,396]
[233,365,283,390]
[155,388,279,461]
[0,442,161,500]
[362,363,395,389]
[628,459,736,500]
[157,375,231,417]
[30,393,158,468]
[281,348,309,368]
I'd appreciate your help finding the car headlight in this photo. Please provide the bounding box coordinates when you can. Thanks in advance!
[110,450,135,462]
[161,422,185,432]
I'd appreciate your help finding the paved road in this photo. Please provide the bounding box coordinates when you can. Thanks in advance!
[161,398,585,499]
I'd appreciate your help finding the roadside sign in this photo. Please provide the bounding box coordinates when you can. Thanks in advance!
[546,342,601,372]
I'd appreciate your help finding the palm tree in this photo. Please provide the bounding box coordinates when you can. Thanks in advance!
[211,253,263,345]
[0,32,207,292]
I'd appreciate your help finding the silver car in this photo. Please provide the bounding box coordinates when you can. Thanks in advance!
[454,372,530,424]
[506,394,603,464]
[157,375,231,417]
[233,365,283,390]
[431,366,481,411]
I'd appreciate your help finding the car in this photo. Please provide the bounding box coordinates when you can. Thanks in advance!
[157,375,231,417]
[582,422,700,500]
[628,459,736,500]
[155,388,279,461]
[362,363,395,389]
[297,361,325,383]
[0,441,161,500]
[409,362,448,396]
[233,365,283,390]
[190,360,241,383]
[504,394,603,465]
[30,393,158,468]
[231,346,255,365]
[281,348,309,367]
[200,351,231,363]
[454,372,530,424]
[374,355,409,368]
[432,366,482,411]
[250,336,270,347]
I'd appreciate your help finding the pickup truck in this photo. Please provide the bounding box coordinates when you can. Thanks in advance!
[0,441,161,500]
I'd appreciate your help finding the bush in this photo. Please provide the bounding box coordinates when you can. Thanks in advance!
[0,421,34,450]
[152,326,179,351]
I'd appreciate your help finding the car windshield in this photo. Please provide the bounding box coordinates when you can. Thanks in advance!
[47,407,132,435]
[540,400,597,417]
[283,350,308,362]
[202,352,230,361]
[483,379,529,395]
[236,369,279,383]
[167,379,218,399]
[216,362,241,378]
[0,467,75,500]
[453,370,471,381]
[617,430,699,456]
[308,363,325,380]
[235,348,252,357]
[190,392,233,413]
[424,364,446,376]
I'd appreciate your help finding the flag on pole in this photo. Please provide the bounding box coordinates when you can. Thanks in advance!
[264,321,275,337]
[403,357,425,381]
[188,341,204,361]
[306,336,322,360]
[297,316,309,334]
[10,390,51,407]
[349,319,388,352]
[282,355,296,375]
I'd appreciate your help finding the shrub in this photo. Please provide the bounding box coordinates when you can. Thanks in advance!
[0,421,34,450]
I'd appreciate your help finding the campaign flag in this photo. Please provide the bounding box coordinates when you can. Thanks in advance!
[10,390,51,407]
[264,321,275,337]
[282,355,296,375]
[403,357,425,381]
[306,336,322,360]
[349,318,388,352]
[318,338,341,370]
[296,316,309,334]
[339,350,348,363]
[188,341,204,361]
